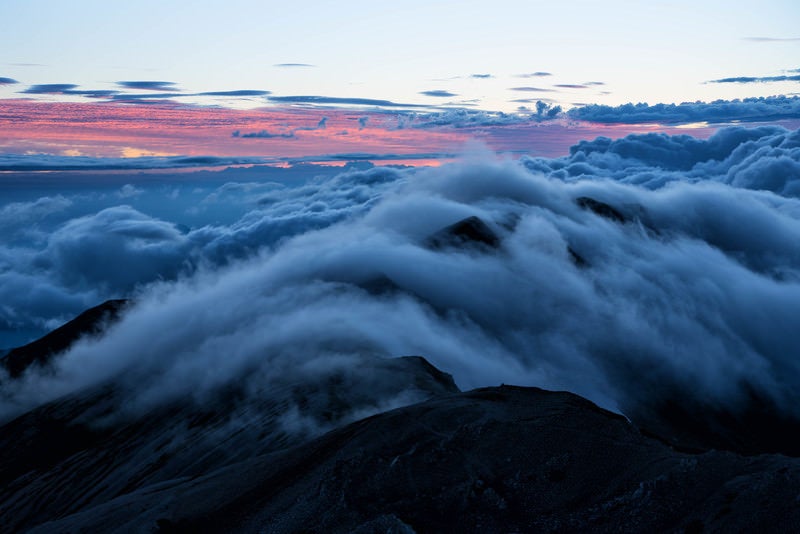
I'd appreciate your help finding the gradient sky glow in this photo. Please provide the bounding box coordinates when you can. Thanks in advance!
[1,1,798,162]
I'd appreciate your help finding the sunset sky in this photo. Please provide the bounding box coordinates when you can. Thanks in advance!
[1,1,799,165]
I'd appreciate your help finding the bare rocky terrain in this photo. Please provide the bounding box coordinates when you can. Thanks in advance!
[1,302,799,533]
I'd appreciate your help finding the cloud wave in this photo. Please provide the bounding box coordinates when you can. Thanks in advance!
[2,126,800,440]
[523,125,800,195]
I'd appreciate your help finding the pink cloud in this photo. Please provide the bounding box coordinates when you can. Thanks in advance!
[0,100,725,165]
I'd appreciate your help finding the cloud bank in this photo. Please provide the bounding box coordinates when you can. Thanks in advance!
[2,126,800,440]
[709,75,800,84]
[568,95,800,124]
[0,154,274,171]
[409,104,562,128]
[523,125,800,195]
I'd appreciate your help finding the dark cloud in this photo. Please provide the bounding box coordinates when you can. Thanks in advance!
[274,63,315,68]
[72,90,119,98]
[20,84,118,97]
[568,95,800,124]
[470,74,493,79]
[15,80,270,102]
[515,72,552,78]
[420,90,458,97]
[554,84,589,89]
[117,81,179,91]
[198,90,271,96]
[0,77,18,85]
[708,74,800,84]
[509,86,556,92]
[268,95,430,108]
[109,89,271,101]
[3,126,800,440]
[585,81,605,86]
[21,83,79,94]
[0,154,273,171]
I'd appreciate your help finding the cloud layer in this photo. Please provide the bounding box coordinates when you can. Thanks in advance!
[267,95,430,108]
[568,95,800,124]
[709,75,800,84]
[2,126,800,439]
[522,125,800,195]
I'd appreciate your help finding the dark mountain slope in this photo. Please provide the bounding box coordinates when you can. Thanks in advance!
[28,385,800,533]
[0,355,457,533]
[1,299,128,378]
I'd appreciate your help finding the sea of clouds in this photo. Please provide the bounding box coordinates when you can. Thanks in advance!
[1,125,799,427]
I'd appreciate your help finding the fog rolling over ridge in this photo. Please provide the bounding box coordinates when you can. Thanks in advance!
[1,126,800,433]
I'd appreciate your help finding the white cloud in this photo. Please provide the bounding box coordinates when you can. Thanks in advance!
[2,126,800,439]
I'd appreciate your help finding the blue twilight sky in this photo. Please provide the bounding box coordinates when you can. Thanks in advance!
[1,0,799,112]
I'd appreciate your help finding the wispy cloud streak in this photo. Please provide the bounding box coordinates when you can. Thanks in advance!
[117,81,179,91]
[708,75,800,84]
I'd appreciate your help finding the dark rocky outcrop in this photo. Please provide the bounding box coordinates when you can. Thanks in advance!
[355,274,405,296]
[426,216,500,251]
[576,196,628,223]
[1,299,128,378]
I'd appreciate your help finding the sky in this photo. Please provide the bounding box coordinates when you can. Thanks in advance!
[1,1,799,163]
